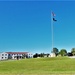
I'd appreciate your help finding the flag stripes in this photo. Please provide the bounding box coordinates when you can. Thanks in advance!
[52,12,57,21]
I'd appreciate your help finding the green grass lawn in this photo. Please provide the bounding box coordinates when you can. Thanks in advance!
[0,57,75,75]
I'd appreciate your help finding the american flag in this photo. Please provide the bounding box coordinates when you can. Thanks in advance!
[52,12,56,17]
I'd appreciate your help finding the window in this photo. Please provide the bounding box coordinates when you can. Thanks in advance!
[9,54,10,56]
[5,54,7,56]
[2,57,3,59]
[2,54,4,56]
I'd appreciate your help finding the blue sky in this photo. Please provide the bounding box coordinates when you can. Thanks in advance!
[0,1,75,53]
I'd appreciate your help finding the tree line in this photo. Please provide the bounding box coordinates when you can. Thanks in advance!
[33,53,50,58]
[33,47,75,58]
[52,47,75,56]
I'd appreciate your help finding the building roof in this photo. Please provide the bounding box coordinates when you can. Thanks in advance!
[6,52,29,54]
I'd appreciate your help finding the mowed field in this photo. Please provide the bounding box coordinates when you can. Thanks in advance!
[0,57,75,75]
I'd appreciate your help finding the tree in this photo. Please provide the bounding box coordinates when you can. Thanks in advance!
[59,49,67,56]
[33,53,39,58]
[71,48,75,56]
[52,47,59,56]
[39,53,44,57]
[47,54,50,57]
[22,54,26,59]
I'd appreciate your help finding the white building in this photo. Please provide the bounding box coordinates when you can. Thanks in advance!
[26,52,33,58]
[0,52,8,60]
[50,53,56,57]
[0,52,33,60]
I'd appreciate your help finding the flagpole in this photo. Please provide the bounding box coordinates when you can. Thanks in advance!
[51,11,54,53]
